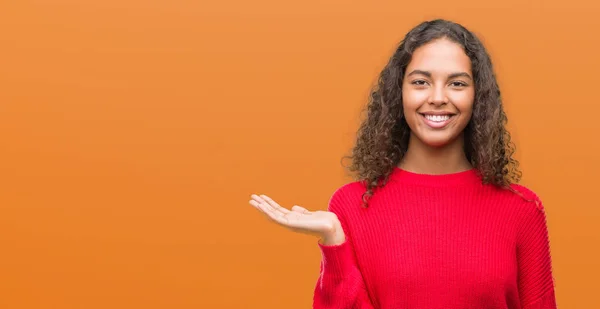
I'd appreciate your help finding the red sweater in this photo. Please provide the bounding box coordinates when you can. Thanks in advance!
[314,167,556,309]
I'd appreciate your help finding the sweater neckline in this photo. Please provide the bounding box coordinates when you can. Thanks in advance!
[390,167,481,186]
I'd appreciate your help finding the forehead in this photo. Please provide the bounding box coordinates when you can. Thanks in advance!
[406,38,472,74]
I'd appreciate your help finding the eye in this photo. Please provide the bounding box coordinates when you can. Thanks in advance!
[450,81,468,87]
[411,80,428,86]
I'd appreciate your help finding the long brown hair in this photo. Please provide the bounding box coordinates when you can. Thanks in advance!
[342,19,521,207]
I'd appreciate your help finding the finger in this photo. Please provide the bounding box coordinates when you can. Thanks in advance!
[249,199,267,214]
[250,194,286,217]
[251,194,283,211]
[250,199,284,222]
[259,199,286,220]
[250,195,284,218]
[257,200,288,224]
[250,194,263,203]
[250,194,293,226]
[260,195,290,214]
[249,200,261,209]
[291,205,310,214]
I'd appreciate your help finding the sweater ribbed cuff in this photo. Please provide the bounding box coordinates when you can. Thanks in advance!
[318,240,354,278]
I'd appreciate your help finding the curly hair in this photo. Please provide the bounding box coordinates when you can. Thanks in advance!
[342,19,521,207]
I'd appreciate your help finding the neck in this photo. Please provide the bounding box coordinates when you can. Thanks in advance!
[399,133,472,175]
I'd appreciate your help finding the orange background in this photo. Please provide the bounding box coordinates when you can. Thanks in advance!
[1,0,598,308]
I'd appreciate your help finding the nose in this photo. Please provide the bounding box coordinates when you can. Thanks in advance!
[429,84,448,106]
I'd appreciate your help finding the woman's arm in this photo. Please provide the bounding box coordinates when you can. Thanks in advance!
[248,187,375,308]
[516,196,557,309]
[313,196,375,309]
[313,241,375,308]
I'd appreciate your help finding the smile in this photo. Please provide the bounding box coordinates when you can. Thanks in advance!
[419,113,456,129]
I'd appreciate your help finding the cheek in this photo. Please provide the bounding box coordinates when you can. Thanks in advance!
[449,91,475,115]
[402,89,426,121]
[402,90,420,128]
[402,89,428,110]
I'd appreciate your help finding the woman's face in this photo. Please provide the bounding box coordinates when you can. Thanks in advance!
[402,38,475,148]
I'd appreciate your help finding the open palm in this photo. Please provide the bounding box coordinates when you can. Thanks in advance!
[249,194,341,238]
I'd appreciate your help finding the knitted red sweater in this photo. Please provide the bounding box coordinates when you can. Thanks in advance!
[314,167,556,309]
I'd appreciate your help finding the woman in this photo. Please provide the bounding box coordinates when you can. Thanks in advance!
[248,19,556,309]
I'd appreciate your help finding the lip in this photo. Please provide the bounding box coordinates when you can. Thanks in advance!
[419,113,455,129]
[419,111,456,116]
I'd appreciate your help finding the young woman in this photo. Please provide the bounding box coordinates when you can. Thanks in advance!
[249,19,556,309]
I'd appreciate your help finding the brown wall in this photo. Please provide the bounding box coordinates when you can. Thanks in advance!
[1,0,598,308]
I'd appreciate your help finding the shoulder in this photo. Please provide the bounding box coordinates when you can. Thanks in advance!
[508,184,553,246]
[507,184,551,231]
[509,183,545,211]
[327,180,367,213]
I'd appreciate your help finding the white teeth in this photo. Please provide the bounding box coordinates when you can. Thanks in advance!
[424,114,451,122]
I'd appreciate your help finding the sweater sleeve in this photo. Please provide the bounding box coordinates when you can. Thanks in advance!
[516,195,557,309]
[312,187,375,309]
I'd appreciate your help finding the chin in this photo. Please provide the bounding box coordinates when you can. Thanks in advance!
[415,133,457,148]
[422,139,452,148]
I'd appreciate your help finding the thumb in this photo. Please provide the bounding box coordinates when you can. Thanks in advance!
[291,205,310,214]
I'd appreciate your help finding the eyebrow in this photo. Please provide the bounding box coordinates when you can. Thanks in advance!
[407,70,472,80]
